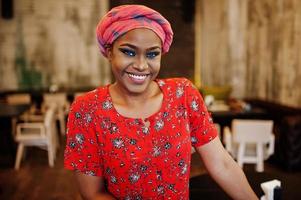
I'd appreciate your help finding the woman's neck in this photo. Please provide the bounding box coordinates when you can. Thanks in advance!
[109,81,163,119]
[110,81,158,107]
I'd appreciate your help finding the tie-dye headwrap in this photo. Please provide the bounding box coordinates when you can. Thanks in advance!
[96,4,174,57]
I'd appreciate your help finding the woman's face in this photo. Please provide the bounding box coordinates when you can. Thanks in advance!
[108,28,162,95]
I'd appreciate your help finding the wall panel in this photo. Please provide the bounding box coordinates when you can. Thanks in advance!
[198,0,301,107]
[0,0,110,91]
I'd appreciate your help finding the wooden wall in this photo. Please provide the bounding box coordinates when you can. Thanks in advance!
[0,0,110,91]
[198,0,301,107]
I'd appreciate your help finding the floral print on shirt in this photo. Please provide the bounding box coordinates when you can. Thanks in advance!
[64,78,217,200]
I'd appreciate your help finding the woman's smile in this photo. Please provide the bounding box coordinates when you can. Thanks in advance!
[126,72,150,84]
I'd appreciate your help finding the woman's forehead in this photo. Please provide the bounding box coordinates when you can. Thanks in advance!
[114,28,162,49]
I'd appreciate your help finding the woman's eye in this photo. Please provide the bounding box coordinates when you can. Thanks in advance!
[146,51,160,59]
[119,48,136,57]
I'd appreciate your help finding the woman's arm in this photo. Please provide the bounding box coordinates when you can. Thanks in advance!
[75,172,115,200]
[196,137,258,200]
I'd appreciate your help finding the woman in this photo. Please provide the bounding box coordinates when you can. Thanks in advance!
[64,4,258,200]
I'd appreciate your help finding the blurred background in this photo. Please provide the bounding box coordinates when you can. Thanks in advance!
[0,0,300,106]
[0,0,300,199]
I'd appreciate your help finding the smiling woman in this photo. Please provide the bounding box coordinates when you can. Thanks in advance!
[64,4,258,200]
[108,28,162,96]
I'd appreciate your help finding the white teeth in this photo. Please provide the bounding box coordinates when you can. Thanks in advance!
[128,73,148,80]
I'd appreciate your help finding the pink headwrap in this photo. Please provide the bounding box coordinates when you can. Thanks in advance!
[96,4,174,57]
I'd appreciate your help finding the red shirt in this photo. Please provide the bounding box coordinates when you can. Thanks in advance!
[64,78,217,199]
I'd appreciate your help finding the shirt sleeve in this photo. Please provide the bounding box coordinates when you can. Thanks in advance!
[185,80,218,148]
[64,97,103,176]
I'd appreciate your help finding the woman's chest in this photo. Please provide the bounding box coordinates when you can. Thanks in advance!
[95,109,192,173]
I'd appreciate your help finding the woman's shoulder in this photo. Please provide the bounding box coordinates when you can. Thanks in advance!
[158,77,193,88]
[158,77,200,100]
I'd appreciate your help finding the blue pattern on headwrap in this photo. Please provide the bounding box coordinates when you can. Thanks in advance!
[154,18,166,25]
[112,30,119,37]
[132,14,145,19]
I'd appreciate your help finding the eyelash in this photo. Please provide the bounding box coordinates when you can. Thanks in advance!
[119,48,136,57]
[119,48,160,59]
[146,51,160,58]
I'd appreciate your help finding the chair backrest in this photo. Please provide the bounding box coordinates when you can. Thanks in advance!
[43,93,68,107]
[232,119,273,143]
[15,106,56,139]
[6,94,31,105]
[44,105,56,135]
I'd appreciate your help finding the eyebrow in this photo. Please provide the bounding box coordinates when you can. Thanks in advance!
[119,43,161,51]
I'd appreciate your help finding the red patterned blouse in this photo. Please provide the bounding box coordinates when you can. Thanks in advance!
[64,78,217,200]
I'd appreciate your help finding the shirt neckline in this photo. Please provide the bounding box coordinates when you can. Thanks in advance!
[105,79,166,122]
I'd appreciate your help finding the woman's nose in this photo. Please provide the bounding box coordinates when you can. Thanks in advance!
[134,56,148,71]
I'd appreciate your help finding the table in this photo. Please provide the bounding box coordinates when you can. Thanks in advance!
[212,107,267,117]
[212,107,269,125]
[0,103,30,117]
[0,103,30,167]
[190,171,298,199]
[211,107,270,138]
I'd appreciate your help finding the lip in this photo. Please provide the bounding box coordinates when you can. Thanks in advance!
[126,72,150,84]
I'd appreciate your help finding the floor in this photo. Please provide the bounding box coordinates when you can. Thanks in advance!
[0,145,81,200]
[0,138,300,200]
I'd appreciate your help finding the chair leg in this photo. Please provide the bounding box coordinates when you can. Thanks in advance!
[58,112,66,135]
[48,145,54,167]
[15,144,24,170]
[56,109,66,135]
[256,143,264,172]
[237,143,245,169]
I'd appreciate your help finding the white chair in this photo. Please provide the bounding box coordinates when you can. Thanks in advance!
[14,105,58,170]
[43,93,70,135]
[6,94,38,137]
[223,119,275,172]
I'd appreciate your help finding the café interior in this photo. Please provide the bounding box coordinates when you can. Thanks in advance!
[0,0,300,199]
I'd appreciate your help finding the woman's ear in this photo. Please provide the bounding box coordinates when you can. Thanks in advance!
[106,46,112,61]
